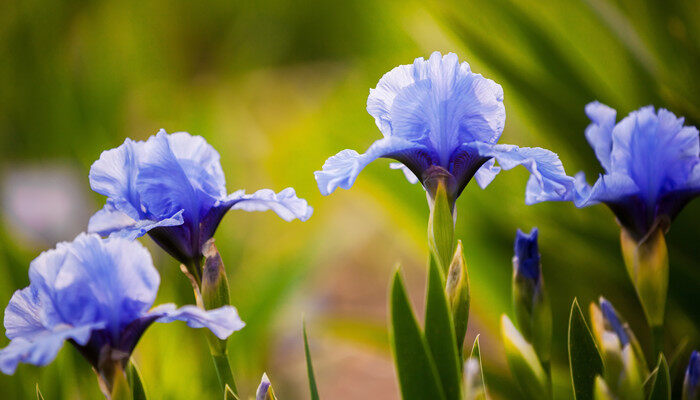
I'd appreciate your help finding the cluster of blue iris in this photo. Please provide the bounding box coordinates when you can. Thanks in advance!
[1,51,698,398]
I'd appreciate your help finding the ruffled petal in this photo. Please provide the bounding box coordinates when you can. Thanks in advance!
[390,162,420,184]
[136,131,204,221]
[314,137,431,195]
[164,131,227,199]
[584,101,617,172]
[88,202,184,241]
[472,143,576,204]
[367,52,505,165]
[0,323,99,375]
[150,304,245,340]
[45,234,160,331]
[229,188,313,222]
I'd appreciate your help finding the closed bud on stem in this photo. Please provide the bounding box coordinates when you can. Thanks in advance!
[446,241,470,354]
[500,314,549,399]
[427,172,455,272]
[589,299,647,399]
[201,239,232,356]
[512,228,552,366]
[684,351,700,400]
[256,373,277,400]
[619,220,668,330]
[594,376,615,400]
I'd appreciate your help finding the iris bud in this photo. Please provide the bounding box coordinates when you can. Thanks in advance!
[427,177,455,271]
[684,351,700,400]
[256,373,277,400]
[446,241,470,354]
[620,221,668,330]
[512,228,552,365]
[500,314,549,399]
[589,299,646,399]
[201,239,232,355]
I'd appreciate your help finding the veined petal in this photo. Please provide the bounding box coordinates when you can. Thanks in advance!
[584,102,617,172]
[0,323,99,375]
[88,201,185,240]
[89,138,142,221]
[472,143,575,204]
[136,131,204,221]
[150,304,245,340]
[474,158,501,189]
[230,188,313,222]
[314,137,432,195]
[4,288,44,341]
[367,52,505,166]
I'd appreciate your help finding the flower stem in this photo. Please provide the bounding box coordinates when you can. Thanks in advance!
[211,351,238,395]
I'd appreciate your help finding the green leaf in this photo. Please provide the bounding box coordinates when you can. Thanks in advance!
[648,355,670,400]
[445,241,470,355]
[36,383,44,400]
[464,336,489,400]
[303,321,321,400]
[428,180,454,271]
[127,361,147,400]
[390,268,446,400]
[501,315,549,399]
[568,299,604,400]
[224,384,239,400]
[425,256,462,400]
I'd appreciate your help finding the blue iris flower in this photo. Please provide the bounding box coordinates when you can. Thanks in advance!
[315,52,573,205]
[561,102,699,240]
[0,233,244,378]
[88,130,313,274]
[598,297,630,346]
[685,351,700,399]
[513,228,541,282]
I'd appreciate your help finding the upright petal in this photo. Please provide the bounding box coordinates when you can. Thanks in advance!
[48,234,160,333]
[89,139,142,220]
[164,131,227,200]
[367,52,505,166]
[150,304,245,340]
[584,102,617,172]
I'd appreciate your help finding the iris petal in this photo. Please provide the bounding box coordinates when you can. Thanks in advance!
[150,304,245,340]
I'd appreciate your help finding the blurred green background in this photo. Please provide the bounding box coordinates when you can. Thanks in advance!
[1,0,698,398]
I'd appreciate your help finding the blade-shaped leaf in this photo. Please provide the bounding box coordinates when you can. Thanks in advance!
[224,384,239,400]
[569,299,604,400]
[425,256,462,400]
[464,335,489,400]
[127,360,147,400]
[390,268,446,400]
[303,321,321,400]
[648,355,671,400]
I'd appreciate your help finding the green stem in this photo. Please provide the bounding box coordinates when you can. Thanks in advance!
[651,324,664,360]
[211,352,238,395]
